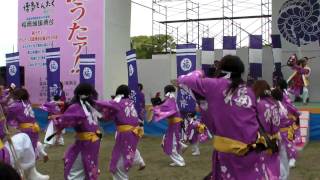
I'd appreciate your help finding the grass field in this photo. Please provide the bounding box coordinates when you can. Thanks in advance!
[37,133,320,180]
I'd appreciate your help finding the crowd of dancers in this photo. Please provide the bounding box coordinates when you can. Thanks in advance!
[0,54,310,180]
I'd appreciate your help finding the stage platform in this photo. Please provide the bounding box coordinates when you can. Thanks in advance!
[295,102,320,141]
[296,102,320,114]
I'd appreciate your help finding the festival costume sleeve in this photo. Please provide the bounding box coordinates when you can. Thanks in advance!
[39,102,59,114]
[95,100,119,120]
[284,95,300,117]
[54,104,85,130]
[292,64,310,75]
[6,103,20,126]
[177,70,217,97]
[152,98,178,122]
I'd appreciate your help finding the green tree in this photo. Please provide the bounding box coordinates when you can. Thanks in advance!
[131,34,176,59]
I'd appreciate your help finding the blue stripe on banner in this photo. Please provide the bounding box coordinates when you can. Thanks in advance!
[46,47,60,53]
[79,53,96,87]
[202,38,214,51]
[271,34,282,48]
[126,50,141,118]
[249,35,262,49]
[223,36,236,50]
[6,52,20,88]
[5,52,19,58]
[6,59,19,63]
[249,63,262,78]
[126,49,136,57]
[79,54,96,59]
[177,44,197,49]
[176,44,197,113]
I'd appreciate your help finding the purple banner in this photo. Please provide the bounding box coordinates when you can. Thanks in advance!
[126,50,141,115]
[249,35,263,49]
[6,52,21,88]
[201,38,215,76]
[271,34,282,49]
[202,38,214,51]
[46,48,61,101]
[271,34,284,86]
[223,36,237,50]
[249,35,263,80]
[176,44,197,113]
[79,54,96,87]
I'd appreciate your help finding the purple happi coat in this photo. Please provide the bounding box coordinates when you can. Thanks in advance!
[0,116,11,164]
[294,126,302,147]
[186,118,209,144]
[280,92,300,160]
[256,97,281,179]
[152,97,182,155]
[178,70,266,180]
[40,101,61,115]
[96,98,141,173]
[0,90,12,164]
[54,103,101,180]
[6,100,39,150]
[137,91,146,120]
[198,100,215,134]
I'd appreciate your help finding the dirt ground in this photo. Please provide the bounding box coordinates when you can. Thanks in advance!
[36,133,320,180]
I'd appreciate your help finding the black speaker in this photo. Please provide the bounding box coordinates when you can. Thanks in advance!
[0,66,25,87]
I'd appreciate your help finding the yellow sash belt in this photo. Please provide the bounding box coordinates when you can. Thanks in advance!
[0,139,4,149]
[280,125,295,141]
[213,133,280,156]
[168,117,182,125]
[19,123,40,133]
[213,135,250,156]
[197,124,206,134]
[117,125,144,138]
[76,131,101,142]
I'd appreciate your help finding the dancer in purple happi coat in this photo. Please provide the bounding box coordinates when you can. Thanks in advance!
[6,88,41,152]
[277,80,300,169]
[40,95,65,146]
[253,80,281,179]
[137,83,146,121]
[53,83,102,180]
[185,112,209,156]
[2,88,49,179]
[152,85,187,167]
[96,85,145,180]
[178,55,271,179]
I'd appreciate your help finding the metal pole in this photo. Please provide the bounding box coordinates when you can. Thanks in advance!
[197,3,200,49]
[165,6,168,53]
[231,0,234,36]
[186,0,188,43]
[152,0,154,53]
[222,0,224,37]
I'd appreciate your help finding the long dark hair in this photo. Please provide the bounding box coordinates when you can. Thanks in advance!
[164,85,176,94]
[70,83,97,106]
[218,55,245,94]
[13,88,30,101]
[271,88,283,101]
[276,79,287,93]
[252,80,272,98]
[116,85,130,99]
